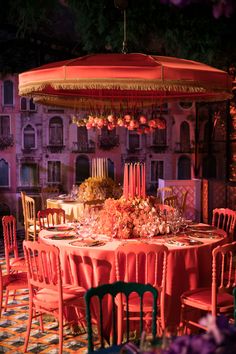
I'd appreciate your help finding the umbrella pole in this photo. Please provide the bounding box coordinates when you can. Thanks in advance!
[194,103,200,178]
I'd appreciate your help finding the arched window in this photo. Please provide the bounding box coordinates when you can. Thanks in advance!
[77,126,88,151]
[128,131,140,150]
[202,155,216,179]
[23,124,36,149]
[3,80,13,105]
[20,163,38,186]
[48,161,61,183]
[20,97,27,111]
[75,155,90,183]
[108,158,114,180]
[152,120,167,146]
[29,98,36,111]
[0,115,10,136]
[180,121,190,151]
[49,116,63,145]
[204,122,210,142]
[0,159,9,186]
[178,156,191,180]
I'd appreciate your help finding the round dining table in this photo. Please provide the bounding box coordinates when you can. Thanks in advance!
[46,198,85,222]
[39,223,227,332]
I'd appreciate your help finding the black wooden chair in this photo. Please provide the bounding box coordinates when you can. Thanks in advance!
[84,281,158,353]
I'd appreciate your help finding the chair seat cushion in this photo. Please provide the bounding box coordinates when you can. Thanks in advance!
[181,287,234,311]
[34,287,85,310]
[117,292,158,312]
[10,257,26,271]
[3,272,28,289]
[28,224,40,232]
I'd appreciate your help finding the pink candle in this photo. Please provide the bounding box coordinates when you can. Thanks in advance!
[137,163,141,197]
[129,164,133,198]
[143,163,146,198]
[133,163,137,197]
[123,163,128,199]
[141,163,146,198]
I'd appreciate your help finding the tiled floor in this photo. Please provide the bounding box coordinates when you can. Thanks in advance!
[0,233,90,354]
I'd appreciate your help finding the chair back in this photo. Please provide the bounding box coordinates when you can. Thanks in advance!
[41,186,59,209]
[37,208,66,229]
[2,215,18,273]
[84,200,104,216]
[212,208,236,238]
[85,281,158,352]
[233,287,236,326]
[212,241,236,316]
[180,190,188,215]
[21,191,26,224]
[24,195,37,241]
[115,243,168,330]
[157,186,173,203]
[164,195,178,208]
[23,241,62,294]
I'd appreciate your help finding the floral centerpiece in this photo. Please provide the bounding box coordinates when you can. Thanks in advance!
[163,315,236,354]
[121,315,236,353]
[77,177,122,202]
[93,196,168,239]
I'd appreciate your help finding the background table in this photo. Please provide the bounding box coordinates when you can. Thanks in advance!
[47,199,85,222]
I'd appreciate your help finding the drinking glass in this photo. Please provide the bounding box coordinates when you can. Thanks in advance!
[170,220,180,236]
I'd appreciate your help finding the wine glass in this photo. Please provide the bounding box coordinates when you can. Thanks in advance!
[170,219,180,237]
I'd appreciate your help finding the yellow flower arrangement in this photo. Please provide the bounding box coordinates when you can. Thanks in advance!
[78,177,122,202]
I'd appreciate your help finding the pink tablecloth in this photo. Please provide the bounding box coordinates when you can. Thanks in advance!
[39,227,226,329]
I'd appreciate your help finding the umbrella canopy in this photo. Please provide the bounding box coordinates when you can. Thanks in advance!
[19,53,232,111]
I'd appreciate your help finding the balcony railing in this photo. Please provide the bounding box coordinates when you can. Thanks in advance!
[0,134,14,150]
[148,143,168,153]
[174,142,194,153]
[127,146,142,154]
[71,141,95,153]
[46,144,65,153]
[98,135,119,149]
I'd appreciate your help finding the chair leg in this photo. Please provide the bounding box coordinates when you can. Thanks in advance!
[39,313,44,332]
[23,302,33,353]
[58,311,64,354]
[179,303,187,335]
[117,303,123,345]
[0,285,2,318]
[4,290,9,312]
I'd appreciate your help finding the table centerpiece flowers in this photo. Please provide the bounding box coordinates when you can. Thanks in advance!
[93,196,169,239]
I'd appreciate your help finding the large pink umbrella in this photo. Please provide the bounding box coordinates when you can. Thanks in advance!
[19,53,232,111]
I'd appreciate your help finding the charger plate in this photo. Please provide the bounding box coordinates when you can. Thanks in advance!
[189,225,216,232]
[49,234,77,240]
[189,232,222,239]
[70,239,106,247]
[166,237,203,247]
[46,225,74,232]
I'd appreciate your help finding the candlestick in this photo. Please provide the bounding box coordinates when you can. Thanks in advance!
[123,163,128,198]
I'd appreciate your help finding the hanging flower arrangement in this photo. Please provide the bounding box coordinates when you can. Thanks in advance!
[71,112,166,134]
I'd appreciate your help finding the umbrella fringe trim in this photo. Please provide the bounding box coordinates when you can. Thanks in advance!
[19,78,231,96]
[31,93,232,110]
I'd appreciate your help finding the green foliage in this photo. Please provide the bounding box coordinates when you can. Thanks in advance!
[0,0,236,71]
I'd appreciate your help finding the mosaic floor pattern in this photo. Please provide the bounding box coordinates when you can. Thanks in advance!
[0,233,90,354]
